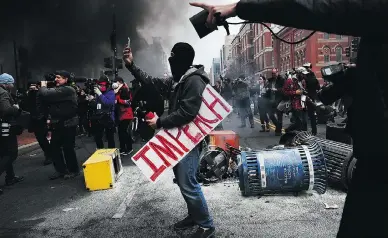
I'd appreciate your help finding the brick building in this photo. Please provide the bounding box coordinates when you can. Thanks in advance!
[273,28,352,82]
[229,33,242,78]
[240,24,255,77]
[253,23,282,79]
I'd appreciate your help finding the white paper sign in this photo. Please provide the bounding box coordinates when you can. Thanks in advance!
[131,85,233,182]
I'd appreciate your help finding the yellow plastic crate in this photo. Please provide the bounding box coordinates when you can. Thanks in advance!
[82,149,123,191]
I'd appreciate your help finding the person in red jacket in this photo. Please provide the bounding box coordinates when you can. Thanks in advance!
[114,77,133,155]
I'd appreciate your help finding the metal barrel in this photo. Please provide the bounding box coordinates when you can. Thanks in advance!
[291,131,356,190]
[238,142,327,196]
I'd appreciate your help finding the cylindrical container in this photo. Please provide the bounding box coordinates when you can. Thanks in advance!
[326,122,352,145]
[238,142,327,196]
[1,122,10,137]
[291,131,355,190]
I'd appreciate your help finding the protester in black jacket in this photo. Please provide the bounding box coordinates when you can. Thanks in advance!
[39,70,79,180]
[124,42,215,238]
[190,1,387,237]
[27,83,52,165]
[0,73,25,195]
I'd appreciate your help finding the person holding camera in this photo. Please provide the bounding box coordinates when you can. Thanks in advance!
[88,75,116,149]
[27,82,52,166]
[0,73,26,195]
[124,42,215,238]
[39,71,79,180]
[189,2,387,236]
[113,76,133,155]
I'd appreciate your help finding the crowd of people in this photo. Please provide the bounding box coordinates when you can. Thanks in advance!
[214,63,322,136]
[0,71,158,191]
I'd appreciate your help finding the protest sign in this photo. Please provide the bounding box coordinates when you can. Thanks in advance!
[131,85,233,182]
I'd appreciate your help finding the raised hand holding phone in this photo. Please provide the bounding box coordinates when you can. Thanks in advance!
[123,38,133,65]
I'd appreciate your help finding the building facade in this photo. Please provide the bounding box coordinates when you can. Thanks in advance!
[210,58,221,86]
[273,28,352,82]
[253,23,281,79]
[220,35,235,77]
[240,24,255,77]
[229,34,242,78]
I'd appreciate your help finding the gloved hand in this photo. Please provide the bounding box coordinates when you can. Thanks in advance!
[94,87,102,96]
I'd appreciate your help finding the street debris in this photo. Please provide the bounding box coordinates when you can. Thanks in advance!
[324,203,339,209]
[29,154,36,157]
[62,208,78,212]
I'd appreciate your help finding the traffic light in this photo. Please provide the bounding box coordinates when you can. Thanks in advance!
[115,58,123,69]
[104,57,113,69]
[345,47,350,57]
[351,38,359,52]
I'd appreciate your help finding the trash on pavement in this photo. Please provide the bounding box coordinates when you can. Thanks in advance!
[324,203,339,209]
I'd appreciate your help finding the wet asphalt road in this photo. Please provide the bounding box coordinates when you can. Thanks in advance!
[0,114,346,238]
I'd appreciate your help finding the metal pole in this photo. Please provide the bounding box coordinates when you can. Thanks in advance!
[13,41,19,87]
[112,9,118,77]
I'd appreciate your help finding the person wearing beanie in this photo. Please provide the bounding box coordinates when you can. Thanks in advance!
[123,42,215,238]
[0,73,25,195]
[88,75,116,149]
[39,70,80,180]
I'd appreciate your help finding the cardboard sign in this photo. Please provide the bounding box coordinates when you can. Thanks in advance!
[131,85,233,182]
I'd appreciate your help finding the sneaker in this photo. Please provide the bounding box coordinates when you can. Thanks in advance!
[49,172,66,180]
[0,188,3,195]
[5,176,25,186]
[173,216,196,230]
[64,172,80,180]
[190,227,216,238]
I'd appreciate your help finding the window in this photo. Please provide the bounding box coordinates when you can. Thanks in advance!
[336,35,342,40]
[324,55,330,63]
[336,47,343,62]
[261,37,264,50]
[323,33,329,39]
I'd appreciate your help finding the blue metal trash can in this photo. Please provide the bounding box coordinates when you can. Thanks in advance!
[238,141,327,196]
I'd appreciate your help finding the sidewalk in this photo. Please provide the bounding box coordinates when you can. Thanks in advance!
[17,131,37,147]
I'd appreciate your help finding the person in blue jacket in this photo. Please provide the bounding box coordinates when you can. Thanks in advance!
[89,75,116,149]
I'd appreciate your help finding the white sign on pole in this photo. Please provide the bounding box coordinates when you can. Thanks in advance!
[131,85,233,182]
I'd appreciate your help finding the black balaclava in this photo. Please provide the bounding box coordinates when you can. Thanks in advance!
[168,42,195,81]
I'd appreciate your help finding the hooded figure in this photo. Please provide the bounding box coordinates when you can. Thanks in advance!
[124,42,215,237]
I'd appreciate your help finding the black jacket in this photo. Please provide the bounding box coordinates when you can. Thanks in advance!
[126,63,209,129]
[263,75,285,102]
[0,86,21,121]
[304,72,320,100]
[39,85,78,121]
[236,1,387,237]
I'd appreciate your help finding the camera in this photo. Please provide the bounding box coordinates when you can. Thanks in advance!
[74,77,98,95]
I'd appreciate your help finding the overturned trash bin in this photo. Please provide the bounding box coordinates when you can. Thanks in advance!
[289,131,356,190]
[238,142,327,196]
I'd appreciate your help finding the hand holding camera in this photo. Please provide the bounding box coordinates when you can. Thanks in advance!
[41,81,48,87]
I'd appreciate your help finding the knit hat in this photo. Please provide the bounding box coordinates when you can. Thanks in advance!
[0,73,15,84]
[170,42,195,66]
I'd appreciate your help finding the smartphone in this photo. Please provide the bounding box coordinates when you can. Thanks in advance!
[127,37,131,47]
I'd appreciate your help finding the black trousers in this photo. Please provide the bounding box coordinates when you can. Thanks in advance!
[50,125,79,174]
[238,98,254,126]
[93,123,115,149]
[118,120,133,152]
[78,114,90,134]
[307,102,317,135]
[33,121,51,159]
[0,134,18,180]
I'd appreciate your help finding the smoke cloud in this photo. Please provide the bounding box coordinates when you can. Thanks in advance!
[0,0,195,82]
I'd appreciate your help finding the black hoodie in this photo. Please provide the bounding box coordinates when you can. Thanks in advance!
[126,63,209,129]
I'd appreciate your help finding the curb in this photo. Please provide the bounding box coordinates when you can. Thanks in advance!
[18,142,41,156]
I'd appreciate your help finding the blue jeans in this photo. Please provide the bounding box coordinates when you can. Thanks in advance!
[173,146,214,228]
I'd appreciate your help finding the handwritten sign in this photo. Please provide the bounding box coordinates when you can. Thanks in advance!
[131,85,232,182]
